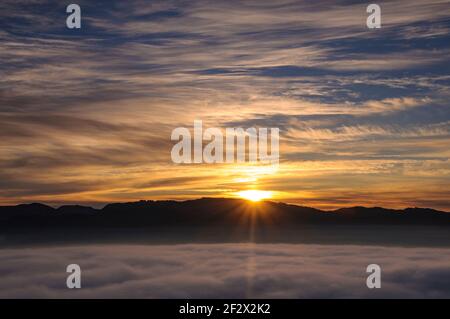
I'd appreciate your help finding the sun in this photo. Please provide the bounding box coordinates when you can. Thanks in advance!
[237,190,272,202]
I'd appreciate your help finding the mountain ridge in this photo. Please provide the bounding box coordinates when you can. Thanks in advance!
[1,197,449,228]
[2,197,448,213]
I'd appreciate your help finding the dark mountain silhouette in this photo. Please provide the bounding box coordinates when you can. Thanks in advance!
[1,198,449,247]
[1,198,449,229]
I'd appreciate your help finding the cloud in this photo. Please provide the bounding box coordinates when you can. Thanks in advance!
[0,243,450,298]
[286,121,450,142]
[0,0,449,208]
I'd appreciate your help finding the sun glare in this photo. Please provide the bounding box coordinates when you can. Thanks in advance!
[238,190,272,202]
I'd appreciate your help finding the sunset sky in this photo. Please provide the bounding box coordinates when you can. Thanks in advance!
[1,0,449,210]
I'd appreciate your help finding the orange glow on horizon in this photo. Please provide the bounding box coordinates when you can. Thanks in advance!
[237,190,273,202]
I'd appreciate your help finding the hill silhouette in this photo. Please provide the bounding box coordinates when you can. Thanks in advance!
[1,197,449,229]
[1,198,450,247]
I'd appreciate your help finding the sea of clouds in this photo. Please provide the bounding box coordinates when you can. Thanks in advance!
[1,243,449,298]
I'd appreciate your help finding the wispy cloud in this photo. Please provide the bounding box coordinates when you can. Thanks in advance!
[0,0,449,209]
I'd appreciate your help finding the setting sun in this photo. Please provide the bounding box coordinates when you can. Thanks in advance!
[237,190,273,202]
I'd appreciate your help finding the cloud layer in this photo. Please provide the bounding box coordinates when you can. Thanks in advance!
[1,243,450,298]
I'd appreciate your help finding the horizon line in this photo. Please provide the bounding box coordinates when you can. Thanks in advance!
[3,197,449,213]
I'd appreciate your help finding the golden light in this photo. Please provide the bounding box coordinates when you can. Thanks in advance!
[237,190,272,202]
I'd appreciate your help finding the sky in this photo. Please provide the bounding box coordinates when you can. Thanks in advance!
[0,0,449,210]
